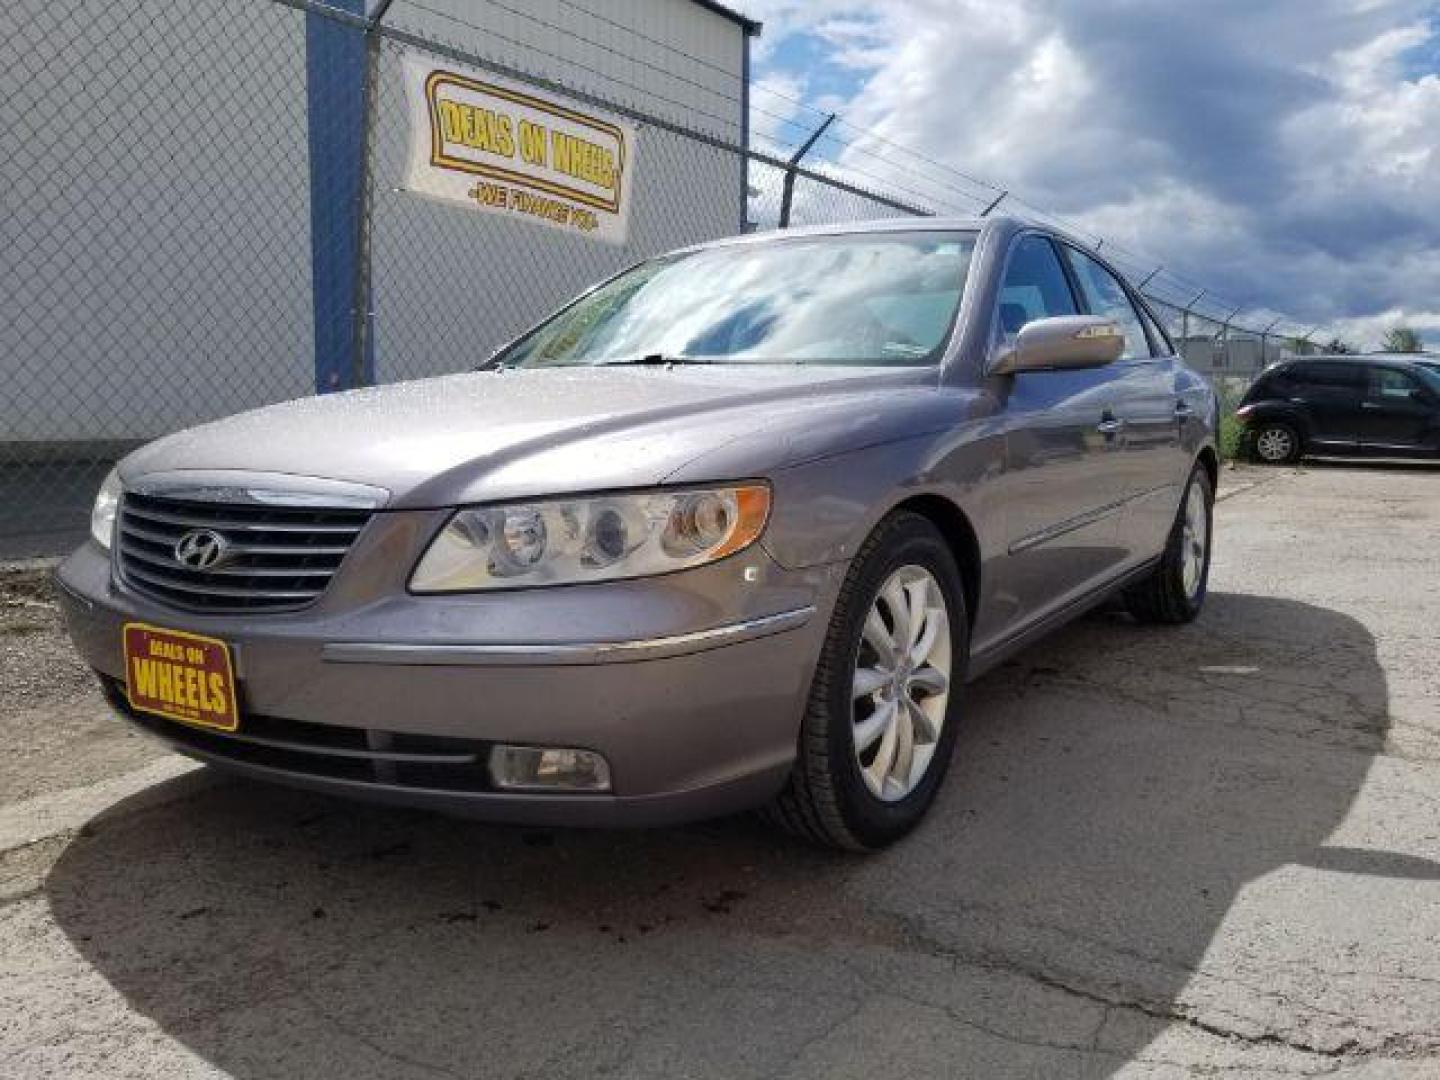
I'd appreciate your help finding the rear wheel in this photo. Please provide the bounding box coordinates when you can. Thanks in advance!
[1123,463,1213,625]
[765,513,967,850]
[1251,422,1300,464]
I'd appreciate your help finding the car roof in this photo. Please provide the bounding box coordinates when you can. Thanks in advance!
[677,214,1112,267]
[687,215,989,254]
[1280,353,1429,366]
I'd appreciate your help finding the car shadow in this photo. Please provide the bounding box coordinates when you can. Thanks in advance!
[44,591,1412,1077]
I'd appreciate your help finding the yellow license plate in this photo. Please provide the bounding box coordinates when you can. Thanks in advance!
[122,622,239,732]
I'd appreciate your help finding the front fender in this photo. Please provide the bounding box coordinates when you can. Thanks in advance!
[756,428,1000,572]
[664,386,997,571]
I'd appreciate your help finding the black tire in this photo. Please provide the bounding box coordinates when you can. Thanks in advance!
[765,512,968,850]
[1123,463,1213,625]
[1249,421,1301,464]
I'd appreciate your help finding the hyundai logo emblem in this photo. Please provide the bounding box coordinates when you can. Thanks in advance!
[173,529,230,571]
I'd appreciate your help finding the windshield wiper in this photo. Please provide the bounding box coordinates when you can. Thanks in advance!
[596,353,713,366]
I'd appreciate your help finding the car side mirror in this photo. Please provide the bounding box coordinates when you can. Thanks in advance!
[992,316,1125,375]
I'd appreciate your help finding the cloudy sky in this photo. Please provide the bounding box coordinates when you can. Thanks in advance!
[742,0,1440,348]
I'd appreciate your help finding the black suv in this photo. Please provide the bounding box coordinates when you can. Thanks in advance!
[1236,355,1440,463]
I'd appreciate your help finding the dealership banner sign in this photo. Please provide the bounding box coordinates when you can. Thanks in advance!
[403,57,636,245]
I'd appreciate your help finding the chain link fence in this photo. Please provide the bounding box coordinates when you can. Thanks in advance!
[1,0,1319,556]
[3,0,322,555]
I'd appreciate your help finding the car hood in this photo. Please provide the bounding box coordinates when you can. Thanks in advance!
[120,365,950,508]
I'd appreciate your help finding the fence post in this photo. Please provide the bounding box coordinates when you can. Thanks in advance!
[1181,290,1206,367]
[979,190,1007,216]
[1219,305,1241,370]
[346,0,397,390]
[1259,318,1280,370]
[778,113,835,229]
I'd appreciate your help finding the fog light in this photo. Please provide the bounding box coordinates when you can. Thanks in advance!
[489,745,612,792]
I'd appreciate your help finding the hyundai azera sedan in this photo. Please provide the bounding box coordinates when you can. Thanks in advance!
[57,216,1218,849]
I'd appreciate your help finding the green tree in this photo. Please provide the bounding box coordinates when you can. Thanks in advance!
[1381,327,1424,353]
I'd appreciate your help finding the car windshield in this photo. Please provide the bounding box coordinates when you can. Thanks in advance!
[499,231,976,368]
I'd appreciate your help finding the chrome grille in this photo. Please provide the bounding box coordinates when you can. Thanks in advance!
[116,492,372,613]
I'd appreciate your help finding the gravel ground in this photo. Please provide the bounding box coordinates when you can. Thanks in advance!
[2,462,1438,1079]
[0,566,165,802]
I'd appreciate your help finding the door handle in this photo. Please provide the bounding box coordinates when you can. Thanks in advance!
[1360,401,1381,410]
[1096,418,1126,435]
[1175,401,1194,417]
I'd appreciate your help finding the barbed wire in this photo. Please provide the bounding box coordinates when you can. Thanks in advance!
[396,0,821,145]
[386,0,1329,341]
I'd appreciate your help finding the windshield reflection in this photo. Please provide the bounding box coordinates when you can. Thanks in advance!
[502,232,977,368]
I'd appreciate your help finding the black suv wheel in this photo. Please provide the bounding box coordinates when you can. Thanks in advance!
[1250,421,1301,464]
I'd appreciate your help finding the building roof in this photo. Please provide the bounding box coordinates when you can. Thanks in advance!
[687,0,762,35]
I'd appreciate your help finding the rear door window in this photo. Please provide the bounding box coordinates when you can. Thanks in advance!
[1061,247,1153,360]
[996,235,1078,339]
[1367,367,1421,400]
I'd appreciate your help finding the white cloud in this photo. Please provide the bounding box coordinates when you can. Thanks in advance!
[748,70,812,156]
[1331,308,1440,349]
[744,0,1440,349]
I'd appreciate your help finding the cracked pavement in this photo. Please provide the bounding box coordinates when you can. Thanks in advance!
[2,462,1438,1078]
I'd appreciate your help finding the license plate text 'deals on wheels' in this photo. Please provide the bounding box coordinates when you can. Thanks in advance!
[123,623,239,732]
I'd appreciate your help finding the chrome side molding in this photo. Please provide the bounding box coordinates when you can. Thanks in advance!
[322,606,817,667]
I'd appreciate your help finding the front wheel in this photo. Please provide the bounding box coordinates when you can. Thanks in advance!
[765,513,967,850]
[1123,463,1214,624]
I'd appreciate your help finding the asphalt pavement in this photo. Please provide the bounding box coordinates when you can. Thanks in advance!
[2,462,1438,1079]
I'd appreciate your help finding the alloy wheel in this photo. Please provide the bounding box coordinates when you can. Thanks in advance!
[851,565,952,802]
[1255,427,1294,462]
[1181,481,1209,599]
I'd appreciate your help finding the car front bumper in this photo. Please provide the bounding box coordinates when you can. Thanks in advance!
[56,529,844,827]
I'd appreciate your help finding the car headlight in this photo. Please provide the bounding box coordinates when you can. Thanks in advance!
[410,485,771,592]
[90,467,122,550]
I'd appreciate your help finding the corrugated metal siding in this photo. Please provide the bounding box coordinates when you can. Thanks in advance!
[383,0,746,141]
[2,0,748,441]
[367,0,750,384]
[1,0,315,442]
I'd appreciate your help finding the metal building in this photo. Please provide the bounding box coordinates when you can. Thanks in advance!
[1,0,759,455]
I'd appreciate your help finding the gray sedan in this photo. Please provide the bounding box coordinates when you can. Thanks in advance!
[57,216,1217,849]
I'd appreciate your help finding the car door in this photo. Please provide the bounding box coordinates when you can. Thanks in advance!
[987,233,1133,636]
[1285,362,1365,448]
[1356,366,1438,453]
[1060,245,1186,561]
